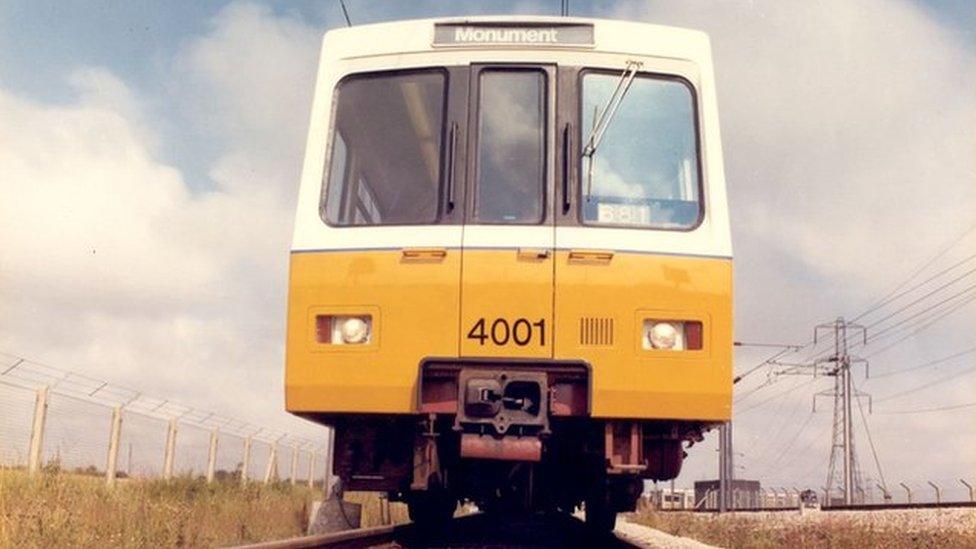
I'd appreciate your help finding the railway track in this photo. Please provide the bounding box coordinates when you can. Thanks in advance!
[666,500,976,513]
[233,512,642,548]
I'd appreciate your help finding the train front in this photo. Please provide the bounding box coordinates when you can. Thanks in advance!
[286,17,732,530]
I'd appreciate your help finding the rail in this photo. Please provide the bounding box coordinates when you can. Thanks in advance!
[663,500,976,513]
[231,512,641,548]
[233,523,399,549]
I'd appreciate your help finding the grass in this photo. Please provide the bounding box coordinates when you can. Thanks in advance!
[0,467,320,548]
[628,508,976,549]
[342,491,410,528]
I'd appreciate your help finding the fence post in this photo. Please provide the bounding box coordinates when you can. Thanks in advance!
[900,482,912,503]
[821,486,829,506]
[27,386,49,476]
[264,442,277,484]
[290,443,299,485]
[307,450,316,488]
[241,437,251,486]
[324,428,335,494]
[960,479,973,502]
[927,481,940,504]
[378,492,391,525]
[105,406,123,486]
[163,419,178,480]
[206,429,219,483]
[876,483,891,502]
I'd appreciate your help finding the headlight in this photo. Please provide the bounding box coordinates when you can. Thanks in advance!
[340,317,370,344]
[642,319,703,351]
[314,314,372,345]
[648,322,679,350]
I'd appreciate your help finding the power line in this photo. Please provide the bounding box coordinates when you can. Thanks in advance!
[737,377,819,415]
[851,222,976,322]
[852,253,976,323]
[338,0,352,27]
[864,272,976,330]
[763,411,816,472]
[862,293,976,358]
[867,285,976,341]
[733,345,806,385]
[853,377,886,491]
[874,365,976,403]
[735,224,975,418]
[868,347,976,379]
[804,225,976,366]
[875,401,976,415]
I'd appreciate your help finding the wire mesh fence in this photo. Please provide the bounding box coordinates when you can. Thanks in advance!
[0,351,331,489]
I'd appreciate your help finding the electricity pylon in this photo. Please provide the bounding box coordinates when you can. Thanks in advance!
[768,317,870,506]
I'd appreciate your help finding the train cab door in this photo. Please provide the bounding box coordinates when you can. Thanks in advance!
[459,65,556,359]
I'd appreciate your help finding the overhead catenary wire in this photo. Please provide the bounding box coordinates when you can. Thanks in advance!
[338,0,352,27]
[863,272,976,331]
[874,365,976,403]
[763,411,816,472]
[875,401,976,415]
[862,294,976,359]
[852,253,976,323]
[804,284,976,366]
[801,224,976,365]
[850,222,976,322]
[867,284,976,341]
[737,377,819,415]
[868,347,976,379]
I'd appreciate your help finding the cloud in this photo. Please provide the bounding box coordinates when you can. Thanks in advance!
[0,2,322,440]
[0,0,972,493]
[175,1,320,172]
[613,0,976,489]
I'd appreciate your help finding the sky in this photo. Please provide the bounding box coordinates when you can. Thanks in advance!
[1,0,973,498]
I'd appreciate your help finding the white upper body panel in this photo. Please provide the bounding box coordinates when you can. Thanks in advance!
[292,16,731,259]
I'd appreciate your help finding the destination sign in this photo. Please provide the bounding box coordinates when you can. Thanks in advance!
[434,23,594,47]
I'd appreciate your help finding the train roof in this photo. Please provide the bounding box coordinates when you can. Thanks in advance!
[319,16,713,64]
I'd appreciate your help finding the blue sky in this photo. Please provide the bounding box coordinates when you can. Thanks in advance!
[1,0,974,495]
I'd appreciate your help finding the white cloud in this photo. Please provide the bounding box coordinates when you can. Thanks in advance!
[175,1,320,171]
[614,0,976,491]
[0,0,972,494]
[0,2,322,440]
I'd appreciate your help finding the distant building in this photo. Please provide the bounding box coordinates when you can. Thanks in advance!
[643,486,696,509]
[694,479,762,510]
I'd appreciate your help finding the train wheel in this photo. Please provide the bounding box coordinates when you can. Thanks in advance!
[645,440,684,480]
[584,487,616,532]
[407,484,456,528]
[583,464,616,533]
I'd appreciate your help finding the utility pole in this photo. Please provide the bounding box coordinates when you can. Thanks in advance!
[768,317,872,506]
[718,422,734,511]
[718,423,726,512]
[812,318,869,505]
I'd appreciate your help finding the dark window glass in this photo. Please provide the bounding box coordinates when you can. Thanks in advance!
[323,71,445,226]
[475,70,546,224]
[581,73,701,229]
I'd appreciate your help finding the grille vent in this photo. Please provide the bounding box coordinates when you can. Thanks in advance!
[580,317,614,346]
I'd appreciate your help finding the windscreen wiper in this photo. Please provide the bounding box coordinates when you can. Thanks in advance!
[582,60,642,200]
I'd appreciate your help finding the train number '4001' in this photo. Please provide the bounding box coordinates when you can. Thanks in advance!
[467,318,546,347]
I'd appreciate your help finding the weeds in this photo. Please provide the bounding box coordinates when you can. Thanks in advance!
[0,468,316,548]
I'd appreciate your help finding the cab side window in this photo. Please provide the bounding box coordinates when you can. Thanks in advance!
[322,70,446,226]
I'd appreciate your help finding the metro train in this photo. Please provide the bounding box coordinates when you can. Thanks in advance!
[285,16,732,531]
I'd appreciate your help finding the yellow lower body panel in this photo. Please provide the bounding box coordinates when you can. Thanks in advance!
[286,248,732,421]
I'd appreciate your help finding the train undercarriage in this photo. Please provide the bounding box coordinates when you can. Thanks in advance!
[309,360,713,531]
